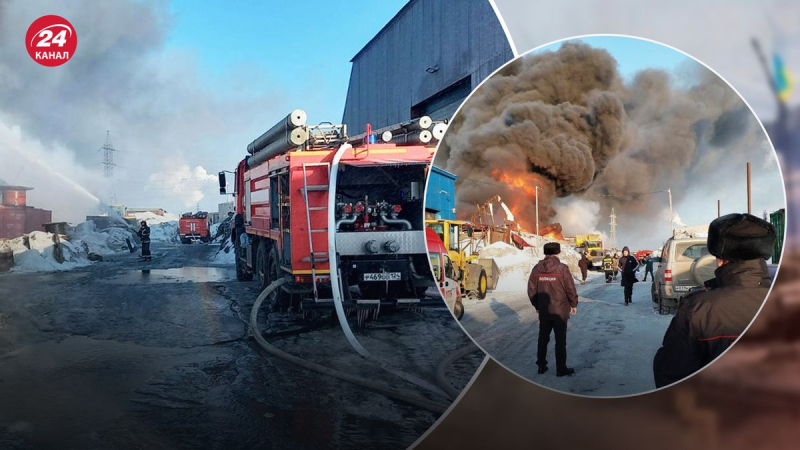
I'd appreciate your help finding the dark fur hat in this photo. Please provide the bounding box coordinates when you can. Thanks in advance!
[707,213,776,261]
[544,242,561,255]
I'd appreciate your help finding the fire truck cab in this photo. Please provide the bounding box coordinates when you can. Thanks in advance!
[222,111,446,319]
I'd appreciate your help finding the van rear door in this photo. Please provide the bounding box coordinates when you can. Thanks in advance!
[672,241,709,292]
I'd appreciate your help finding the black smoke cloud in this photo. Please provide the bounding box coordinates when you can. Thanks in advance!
[438,42,772,228]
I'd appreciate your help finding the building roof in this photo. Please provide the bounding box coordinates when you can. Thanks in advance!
[431,165,457,180]
[350,0,413,62]
[0,185,32,191]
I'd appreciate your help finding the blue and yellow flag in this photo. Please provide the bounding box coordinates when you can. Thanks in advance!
[773,53,794,102]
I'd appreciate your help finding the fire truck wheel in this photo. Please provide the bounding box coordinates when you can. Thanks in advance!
[255,240,274,290]
[235,239,253,281]
[476,268,488,299]
[267,245,289,310]
[256,241,269,290]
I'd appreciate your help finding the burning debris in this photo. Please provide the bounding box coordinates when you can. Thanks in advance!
[439,41,769,234]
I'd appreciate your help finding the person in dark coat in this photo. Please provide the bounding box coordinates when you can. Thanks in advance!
[578,251,590,285]
[643,253,655,281]
[137,220,151,261]
[653,213,775,388]
[528,242,578,377]
[618,246,638,305]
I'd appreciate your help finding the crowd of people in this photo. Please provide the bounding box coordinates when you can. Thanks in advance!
[527,213,776,388]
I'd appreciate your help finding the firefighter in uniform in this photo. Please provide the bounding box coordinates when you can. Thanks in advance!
[528,242,578,377]
[137,220,152,261]
[602,252,614,283]
[653,213,775,388]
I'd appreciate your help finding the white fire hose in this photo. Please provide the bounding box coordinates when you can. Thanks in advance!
[249,277,449,414]
[327,144,449,398]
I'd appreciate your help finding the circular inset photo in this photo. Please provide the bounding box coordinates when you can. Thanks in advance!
[425,35,787,397]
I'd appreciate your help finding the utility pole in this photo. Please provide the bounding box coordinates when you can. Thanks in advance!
[667,188,674,237]
[609,207,617,250]
[747,161,752,214]
[717,199,721,218]
[535,185,540,236]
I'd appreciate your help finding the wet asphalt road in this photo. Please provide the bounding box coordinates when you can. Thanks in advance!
[0,243,479,449]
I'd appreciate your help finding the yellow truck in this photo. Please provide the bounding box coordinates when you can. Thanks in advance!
[575,234,604,268]
[425,219,488,299]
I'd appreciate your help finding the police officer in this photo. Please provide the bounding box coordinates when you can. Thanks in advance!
[653,213,775,388]
[528,242,578,377]
[137,220,152,261]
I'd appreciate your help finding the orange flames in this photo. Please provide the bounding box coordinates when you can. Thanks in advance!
[540,223,564,241]
[489,169,563,240]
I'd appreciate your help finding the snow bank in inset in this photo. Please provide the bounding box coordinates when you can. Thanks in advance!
[478,235,584,293]
[479,242,536,292]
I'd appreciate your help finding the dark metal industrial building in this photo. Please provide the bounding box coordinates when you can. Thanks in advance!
[342,0,513,135]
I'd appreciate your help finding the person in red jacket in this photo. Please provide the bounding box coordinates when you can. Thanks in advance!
[528,242,579,377]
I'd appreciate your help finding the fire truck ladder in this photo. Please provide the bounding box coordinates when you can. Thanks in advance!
[300,162,331,302]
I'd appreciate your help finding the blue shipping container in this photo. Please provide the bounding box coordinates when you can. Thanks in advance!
[425,166,457,220]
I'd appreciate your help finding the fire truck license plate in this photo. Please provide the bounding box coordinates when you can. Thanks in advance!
[363,272,401,281]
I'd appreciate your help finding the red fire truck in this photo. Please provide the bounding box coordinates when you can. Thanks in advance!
[178,211,211,244]
[220,110,445,318]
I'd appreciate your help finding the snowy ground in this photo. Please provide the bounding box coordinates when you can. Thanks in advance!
[460,269,671,397]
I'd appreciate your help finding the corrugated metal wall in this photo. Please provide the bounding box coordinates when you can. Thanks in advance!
[342,0,513,135]
[425,166,457,219]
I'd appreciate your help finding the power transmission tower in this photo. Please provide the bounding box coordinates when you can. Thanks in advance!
[98,130,119,205]
[100,130,117,178]
[609,207,618,250]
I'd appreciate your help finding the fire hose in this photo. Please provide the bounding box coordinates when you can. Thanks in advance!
[327,144,449,398]
[249,277,450,414]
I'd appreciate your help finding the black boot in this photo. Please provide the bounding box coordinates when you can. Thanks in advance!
[538,365,548,375]
[556,367,575,377]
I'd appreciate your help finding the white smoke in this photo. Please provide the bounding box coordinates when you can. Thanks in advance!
[552,197,607,241]
[147,164,218,210]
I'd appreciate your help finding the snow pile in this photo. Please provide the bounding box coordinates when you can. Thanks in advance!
[210,239,236,265]
[132,211,179,243]
[477,234,585,293]
[1,231,91,272]
[478,242,536,292]
[209,217,235,265]
[70,221,134,255]
[516,232,583,276]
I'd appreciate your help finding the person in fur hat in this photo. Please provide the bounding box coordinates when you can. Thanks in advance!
[653,213,776,388]
[528,242,578,377]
